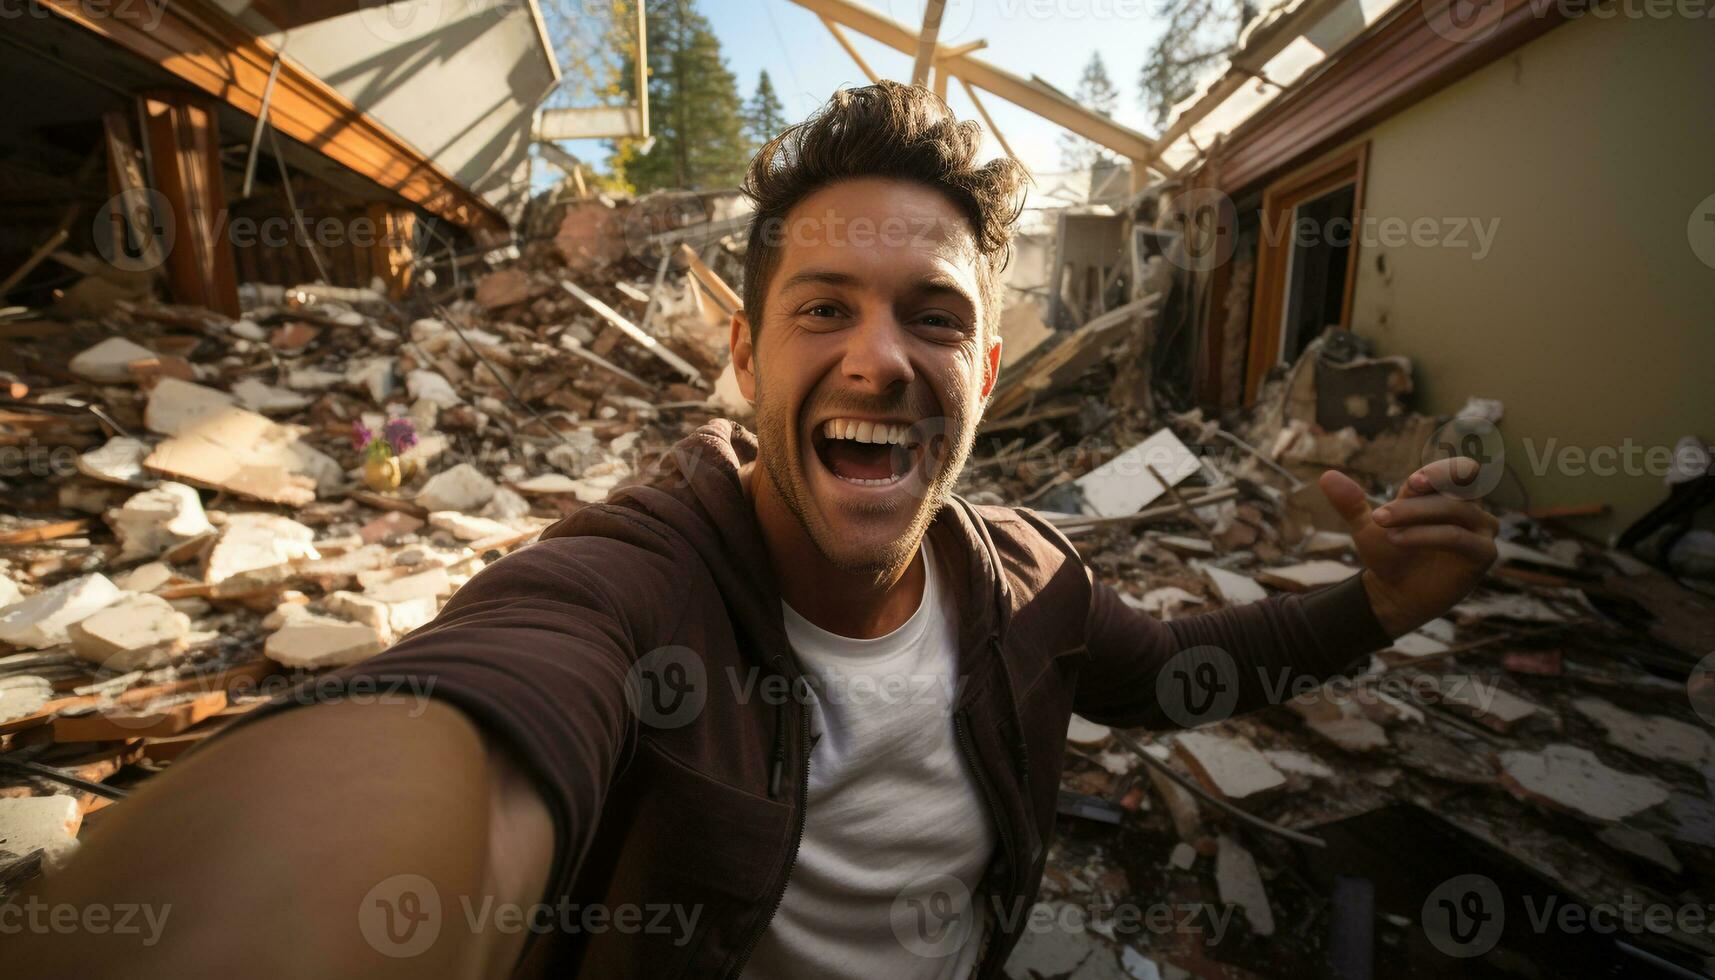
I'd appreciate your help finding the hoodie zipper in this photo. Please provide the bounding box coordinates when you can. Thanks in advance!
[725,663,812,979]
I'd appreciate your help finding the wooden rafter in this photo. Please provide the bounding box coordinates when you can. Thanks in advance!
[909,0,947,87]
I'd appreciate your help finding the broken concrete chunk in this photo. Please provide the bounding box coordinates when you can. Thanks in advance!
[513,473,583,495]
[1254,560,1355,592]
[406,370,462,408]
[1573,697,1714,768]
[69,336,155,383]
[1388,631,1450,658]
[1215,835,1274,936]
[143,379,339,506]
[76,436,155,486]
[347,356,397,404]
[1198,564,1267,604]
[0,573,121,649]
[362,567,451,604]
[416,463,496,513]
[107,482,214,561]
[428,511,512,543]
[1067,714,1112,748]
[1173,730,1286,800]
[205,512,320,584]
[1168,842,1197,870]
[1262,749,1333,779]
[482,487,531,521]
[0,675,53,725]
[1076,428,1200,517]
[1305,716,1389,753]
[1434,675,1541,732]
[265,614,385,669]
[232,377,311,415]
[0,795,82,870]
[66,593,191,671]
[1498,744,1669,822]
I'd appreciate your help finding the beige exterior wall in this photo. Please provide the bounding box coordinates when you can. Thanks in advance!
[1342,13,1714,538]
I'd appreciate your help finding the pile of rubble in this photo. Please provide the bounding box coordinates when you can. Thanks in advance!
[0,195,747,884]
[953,315,1715,975]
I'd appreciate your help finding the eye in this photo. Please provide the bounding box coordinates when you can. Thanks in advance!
[913,312,967,339]
[806,303,840,318]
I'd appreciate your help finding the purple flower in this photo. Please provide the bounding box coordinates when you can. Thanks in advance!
[351,420,375,450]
[383,418,419,455]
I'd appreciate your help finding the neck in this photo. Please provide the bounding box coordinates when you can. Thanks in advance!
[743,461,926,639]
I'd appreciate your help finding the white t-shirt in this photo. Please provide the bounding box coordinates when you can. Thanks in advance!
[742,539,996,980]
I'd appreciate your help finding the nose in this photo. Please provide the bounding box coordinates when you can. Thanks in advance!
[838,310,914,394]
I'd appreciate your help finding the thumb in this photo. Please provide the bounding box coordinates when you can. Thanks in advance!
[1318,469,1373,530]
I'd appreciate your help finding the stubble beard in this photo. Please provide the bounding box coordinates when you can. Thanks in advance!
[754,375,979,588]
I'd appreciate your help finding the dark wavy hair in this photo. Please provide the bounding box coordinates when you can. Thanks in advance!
[739,81,1029,337]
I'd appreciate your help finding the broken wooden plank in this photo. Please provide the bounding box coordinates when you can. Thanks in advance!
[560,280,706,386]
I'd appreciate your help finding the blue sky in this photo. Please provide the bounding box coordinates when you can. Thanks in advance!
[558,0,1168,179]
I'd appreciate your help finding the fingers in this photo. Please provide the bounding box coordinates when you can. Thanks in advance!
[1400,457,1485,500]
[1318,469,1372,529]
[1378,524,1499,566]
[1372,495,1499,534]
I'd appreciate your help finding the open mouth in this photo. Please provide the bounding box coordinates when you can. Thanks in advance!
[810,417,924,487]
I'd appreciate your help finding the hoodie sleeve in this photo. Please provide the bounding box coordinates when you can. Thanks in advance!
[1075,570,1394,729]
[213,535,654,907]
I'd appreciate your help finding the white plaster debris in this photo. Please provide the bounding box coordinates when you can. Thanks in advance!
[204,513,320,584]
[416,463,497,513]
[1216,835,1274,936]
[406,369,463,408]
[76,436,155,486]
[69,336,155,382]
[1499,744,1670,822]
[108,482,214,560]
[264,614,385,669]
[0,676,53,725]
[1173,730,1287,800]
[0,795,82,870]
[0,573,122,649]
[66,593,192,671]
[1573,697,1714,768]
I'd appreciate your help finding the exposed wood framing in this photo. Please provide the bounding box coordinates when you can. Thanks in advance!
[820,16,879,83]
[365,203,416,300]
[42,0,509,242]
[139,92,241,317]
[957,79,1020,165]
[909,0,947,87]
[790,0,1159,165]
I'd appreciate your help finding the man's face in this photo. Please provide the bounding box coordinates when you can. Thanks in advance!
[732,177,1002,582]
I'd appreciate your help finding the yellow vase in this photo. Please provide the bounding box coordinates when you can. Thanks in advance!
[363,455,403,493]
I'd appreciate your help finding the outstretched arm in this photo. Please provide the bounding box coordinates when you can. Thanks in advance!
[8,698,553,979]
[7,536,657,977]
[1075,458,1496,730]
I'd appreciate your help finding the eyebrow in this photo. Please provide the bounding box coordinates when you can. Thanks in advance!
[778,269,976,309]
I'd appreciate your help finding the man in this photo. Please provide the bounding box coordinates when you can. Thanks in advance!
[11,83,1497,978]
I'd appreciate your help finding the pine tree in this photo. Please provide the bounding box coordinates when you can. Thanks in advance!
[610,0,750,193]
[744,70,789,150]
[1058,52,1122,172]
[1138,0,1251,128]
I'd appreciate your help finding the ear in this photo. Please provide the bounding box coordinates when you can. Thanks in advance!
[979,332,1002,401]
[729,311,758,403]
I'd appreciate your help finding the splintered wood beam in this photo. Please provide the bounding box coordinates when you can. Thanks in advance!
[909,0,947,87]
[820,16,878,83]
[138,92,240,317]
[789,0,1157,161]
[560,280,707,387]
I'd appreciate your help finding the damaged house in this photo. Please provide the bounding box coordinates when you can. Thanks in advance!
[1,0,1713,977]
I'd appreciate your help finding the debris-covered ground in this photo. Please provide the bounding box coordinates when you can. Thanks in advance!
[3,190,1713,978]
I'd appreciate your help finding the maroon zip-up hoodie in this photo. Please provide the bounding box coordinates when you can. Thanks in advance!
[243,420,1390,977]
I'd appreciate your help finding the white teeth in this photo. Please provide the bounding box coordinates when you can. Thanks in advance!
[821,418,912,446]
